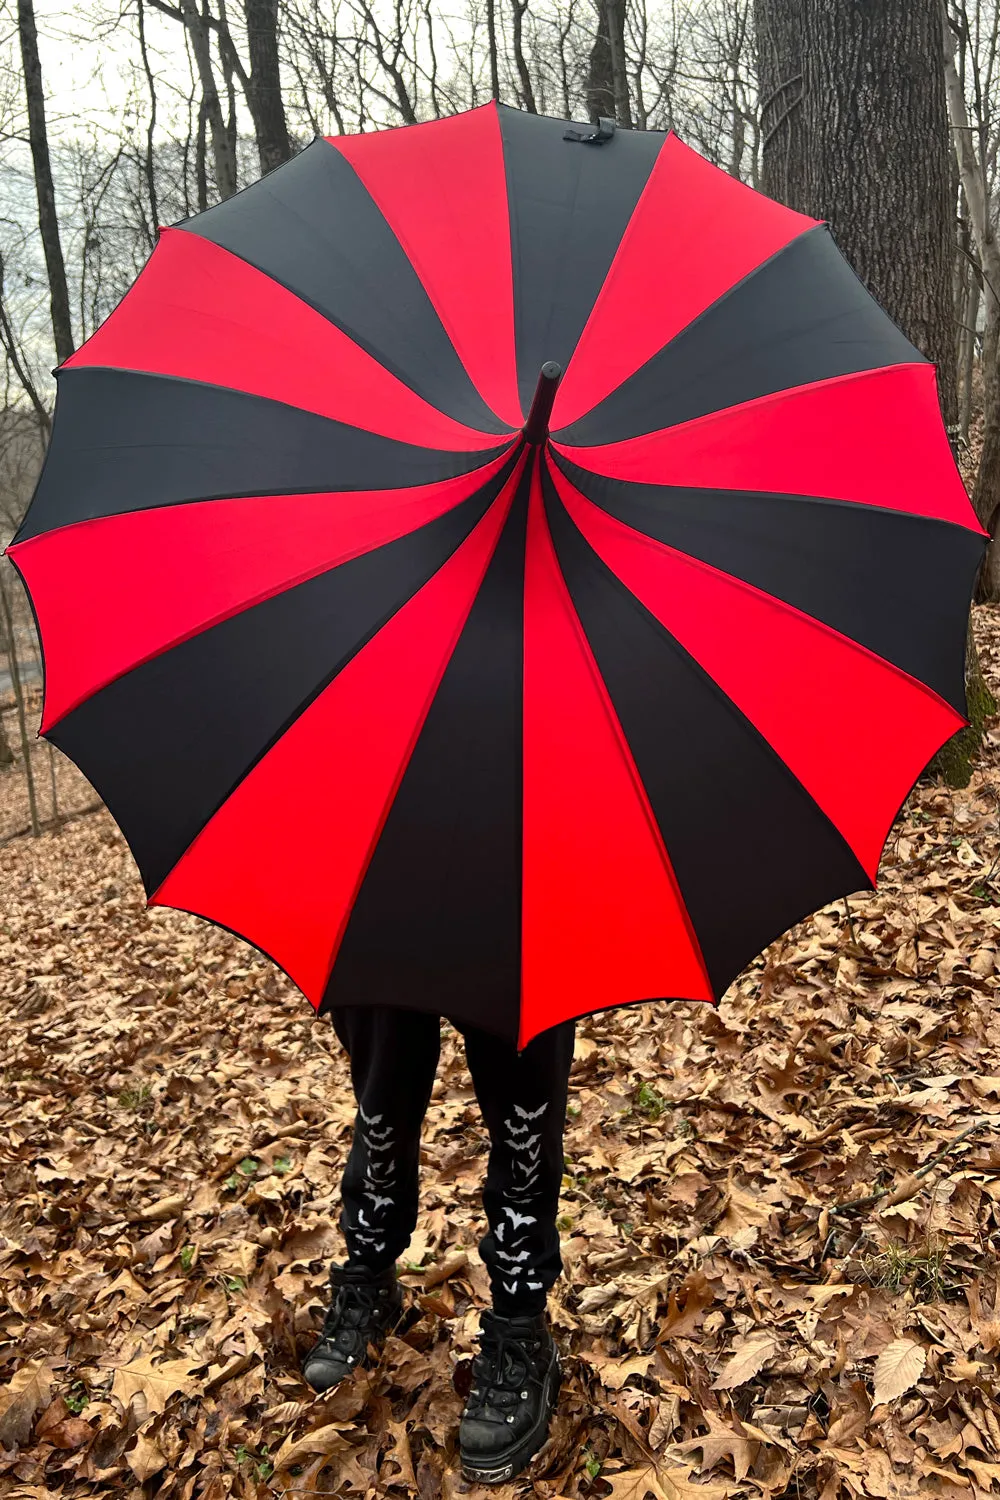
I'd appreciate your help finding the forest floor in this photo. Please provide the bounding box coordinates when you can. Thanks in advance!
[1,616,1000,1500]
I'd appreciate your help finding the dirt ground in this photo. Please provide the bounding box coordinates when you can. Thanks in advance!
[1,615,999,1500]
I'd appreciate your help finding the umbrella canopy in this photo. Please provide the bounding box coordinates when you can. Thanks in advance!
[8,104,985,1047]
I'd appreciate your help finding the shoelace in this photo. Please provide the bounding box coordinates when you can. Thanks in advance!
[464,1324,541,1418]
[318,1282,386,1363]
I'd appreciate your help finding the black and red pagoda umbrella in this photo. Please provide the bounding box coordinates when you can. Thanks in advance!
[8,105,985,1047]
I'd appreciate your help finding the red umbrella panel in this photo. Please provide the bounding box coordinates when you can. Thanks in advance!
[8,104,985,1047]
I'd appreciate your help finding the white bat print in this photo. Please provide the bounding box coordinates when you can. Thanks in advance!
[514,1103,547,1121]
[505,1135,540,1153]
[365,1193,394,1211]
[496,1249,531,1264]
[502,1280,520,1296]
[526,1281,543,1291]
[358,1209,371,1227]
[364,1125,394,1143]
[502,1207,537,1230]
[353,1233,387,1252]
[504,1120,530,1136]
[358,1106,384,1126]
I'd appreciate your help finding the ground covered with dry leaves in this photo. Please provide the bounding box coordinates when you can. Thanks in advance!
[2,620,1000,1500]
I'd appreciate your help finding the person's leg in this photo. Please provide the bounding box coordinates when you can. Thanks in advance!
[461,1018,576,1314]
[303,1005,440,1391]
[455,1018,575,1483]
[331,1004,441,1270]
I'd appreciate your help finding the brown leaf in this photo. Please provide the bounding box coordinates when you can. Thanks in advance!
[423,1251,468,1289]
[272,1421,352,1472]
[871,1339,926,1407]
[658,1272,715,1342]
[37,1405,95,1451]
[586,1351,658,1391]
[673,1408,761,1480]
[602,1462,730,1500]
[0,1360,53,1448]
[385,1419,417,1489]
[110,1353,201,1416]
[134,1192,187,1222]
[127,1426,168,1481]
[712,1333,779,1391]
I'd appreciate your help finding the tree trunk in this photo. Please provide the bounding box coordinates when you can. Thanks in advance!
[486,0,500,100]
[137,0,160,239]
[180,0,238,200]
[17,0,74,367]
[755,0,984,788]
[0,572,40,836]
[605,0,632,128]
[586,1,614,124]
[587,0,632,127]
[510,0,537,114]
[0,712,14,769]
[243,0,292,175]
[941,3,1000,601]
[757,0,957,425]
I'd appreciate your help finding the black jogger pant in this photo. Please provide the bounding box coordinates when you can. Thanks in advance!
[329,1006,576,1316]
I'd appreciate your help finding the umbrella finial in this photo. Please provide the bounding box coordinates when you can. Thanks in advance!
[524,362,562,445]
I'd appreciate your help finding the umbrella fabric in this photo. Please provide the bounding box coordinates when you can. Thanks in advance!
[8,104,985,1047]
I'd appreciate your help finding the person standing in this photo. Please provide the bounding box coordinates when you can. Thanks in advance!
[302,1005,576,1485]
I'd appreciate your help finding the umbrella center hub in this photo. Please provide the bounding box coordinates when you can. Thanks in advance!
[523,362,562,445]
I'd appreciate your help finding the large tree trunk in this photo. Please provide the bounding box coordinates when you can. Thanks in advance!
[586,0,632,127]
[17,0,74,367]
[755,0,985,788]
[757,0,957,425]
[243,0,292,175]
[941,4,1000,601]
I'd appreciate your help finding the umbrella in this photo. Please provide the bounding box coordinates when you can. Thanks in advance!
[8,104,985,1048]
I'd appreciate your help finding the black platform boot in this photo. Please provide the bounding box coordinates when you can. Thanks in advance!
[459,1310,560,1484]
[302,1264,403,1392]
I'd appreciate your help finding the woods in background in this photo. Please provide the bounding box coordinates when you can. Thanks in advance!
[2,0,1000,786]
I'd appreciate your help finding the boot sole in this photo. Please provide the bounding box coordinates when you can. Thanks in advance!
[460,1351,561,1486]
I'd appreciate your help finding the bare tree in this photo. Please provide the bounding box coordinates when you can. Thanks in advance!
[17,0,74,364]
[943,1,1000,597]
[244,0,293,171]
[586,0,630,125]
[150,0,239,198]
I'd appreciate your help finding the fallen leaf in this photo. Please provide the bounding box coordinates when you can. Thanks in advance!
[585,1351,658,1390]
[386,1419,417,1489]
[658,1272,715,1341]
[272,1420,352,1472]
[603,1461,730,1500]
[127,1426,168,1481]
[673,1408,761,1480]
[134,1192,187,1222]
[872,1339,926,1407]
[0,1361,53,1449]
[712,1333,779,1391]
[111,1354,201,1416]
